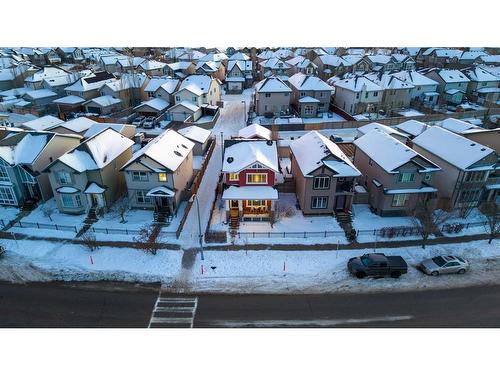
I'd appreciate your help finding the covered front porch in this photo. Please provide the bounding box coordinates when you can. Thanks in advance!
[146,185,176,217]
[222,186,278,224]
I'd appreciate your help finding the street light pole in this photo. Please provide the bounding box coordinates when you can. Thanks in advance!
[194,194,204,261]
[242,100,247,124]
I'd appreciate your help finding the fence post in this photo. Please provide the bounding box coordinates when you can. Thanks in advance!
[55,224,58,230]
[268,232,270,238]
[106,228,108,234]
[37,223,39,228]
[325,230,327,237]
[253,232,255,238]
[304,231,306,238]
[74,226,77,233]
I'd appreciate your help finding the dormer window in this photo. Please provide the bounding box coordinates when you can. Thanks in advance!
[158,172,167,182]
[57,171,72,185]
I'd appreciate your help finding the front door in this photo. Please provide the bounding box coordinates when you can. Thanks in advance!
[335,195,346,210]
[230,200,239,217]
[91,194,98,207]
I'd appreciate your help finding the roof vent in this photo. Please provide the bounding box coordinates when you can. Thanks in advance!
[470,143,476,146]
[174,150,182,157]
[266,140,273,146]
[227,157,234,163]
[181,144,188,149]
[481,148,486,151]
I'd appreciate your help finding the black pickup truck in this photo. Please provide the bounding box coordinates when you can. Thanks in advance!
[347,253,408,279]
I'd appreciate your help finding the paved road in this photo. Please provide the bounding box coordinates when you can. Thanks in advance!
[2,281,500,327]
[0,281,159,328]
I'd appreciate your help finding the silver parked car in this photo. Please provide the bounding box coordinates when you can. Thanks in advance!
[419,255,469,276]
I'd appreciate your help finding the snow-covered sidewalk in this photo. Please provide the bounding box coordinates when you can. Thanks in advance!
[1,238,499,295]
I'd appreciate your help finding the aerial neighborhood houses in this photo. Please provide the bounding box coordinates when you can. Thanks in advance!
[0,46,499,242]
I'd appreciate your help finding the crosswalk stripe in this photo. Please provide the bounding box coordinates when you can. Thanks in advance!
[149,295,199,328]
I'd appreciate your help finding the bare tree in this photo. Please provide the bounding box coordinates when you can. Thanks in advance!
[114,197,129,223]
[134,224,162,255]
[80,232,99,252]
[42,206,56,222]
[410,198,451,249]
[480,201,500,244]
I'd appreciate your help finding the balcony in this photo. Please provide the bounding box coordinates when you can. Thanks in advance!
[336,181,354,193]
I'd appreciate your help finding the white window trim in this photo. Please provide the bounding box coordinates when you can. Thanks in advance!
[246,173,268,185]
[311,196,328,209]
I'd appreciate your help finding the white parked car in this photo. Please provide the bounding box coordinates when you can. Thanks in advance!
[419,255,469,276]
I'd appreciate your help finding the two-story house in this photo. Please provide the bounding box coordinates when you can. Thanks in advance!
[258,58,291,80]
[143,77,180,104]
[137,60,167,76]
[221,139,279,227]
[412,126,498,210]
[463,66,500,105]
[290,131,361,214]
[390,70,440,108]
[55,47,85,64]
[353,129,441,216]
[287,73,332,118]
[64,71,117,101]
[313,55,351,80]
[0,129,81,207]
[285,56,318,76]
[365,73,415,113]
[225,60,253,94]
[424,68,470,105]
[45,128,133,214]
[254,76,292,116]
[99,73,149,108]
[173,75,221,107]
[164,62,196,79]
[121,129,194,216]
[332,76,383,115]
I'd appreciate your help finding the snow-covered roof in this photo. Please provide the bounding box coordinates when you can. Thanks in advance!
[290,131,360,177]
[228,52,250,61]
[395,120,429,137]
[168,100,199,113]
[86,95,121,107]
[58,128,133,172]
[83,123,134,139]
[317,55,350,67]
[177,125,211,144]
[222,186,278,200]
[56,117,97,133]
[0,132,51,165]
[354,129,439,173]
[65,73,116,93]
[24,66,69,83]
[139,59,166,71]
[227,60,252,73]
[366,54,392,65]
[433,49,463,58]
[122,129,194,172]
[178,75,214,96]
[135,98,169,112]
[412,126,495,170]
[464,66,500,83]
[255,76,291,93]
[298,96,320,103]
[22,115,64,131]
[222,139,278,173]
[438,118,485,135]
[23,89,57,100]
[146,186,175,197]
[287,73,332,92]
[333,76,383,92]
[102,73,148,92]
[84,182,106,194]
[365,73,415,90]
[390,70,438,86]
[357,122,407,138]
[53,95,85,105]
[238,123,272,140]
[437,69,470,83]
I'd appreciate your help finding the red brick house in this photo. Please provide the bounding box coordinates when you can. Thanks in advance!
[221,139,279,227]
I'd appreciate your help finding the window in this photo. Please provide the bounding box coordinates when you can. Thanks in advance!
[132,171,148,182]
[365,92,369,99]
[398,172,415,183]
[158,172,167,182]
[304,105,315,115]
[0,186,16,205]
[311,196,328,209]
[369,158,373,166]
[313,176,330,190]
[246,200,267,208]
[459,189,481,203]
[61,193,81,208]
[247,173,267,184]
[136,190,152,204]
[300,92,306,97]
[424,173,432,182]
[374,91,378,97]
[392,193,409,207]
[192,96,197,102]
[356,93,360,99]
[265,93,271,98]
[0,165,9,182]
[465,171,486,182]
[175,95,180,102]
[19,167,35,184]
[57,171,72,185]
[228,173,239,181]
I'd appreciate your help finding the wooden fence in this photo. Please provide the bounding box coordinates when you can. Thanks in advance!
[175,139,217,238]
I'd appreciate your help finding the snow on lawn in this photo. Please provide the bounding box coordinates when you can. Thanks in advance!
[209,193,347,245]
[440,208,489,237]
[9,199,85,239]
[181,240,500,294]
[2,238,500,295]
[0,206,20,227]
[352,204,420,243]
[1,239,182,283]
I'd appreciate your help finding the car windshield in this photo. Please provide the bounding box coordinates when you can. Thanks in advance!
[360,255,373,267]
[432,256,446,267]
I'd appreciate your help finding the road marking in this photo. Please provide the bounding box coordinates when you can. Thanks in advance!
[148,296,198,328]
[203,315,414,328]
